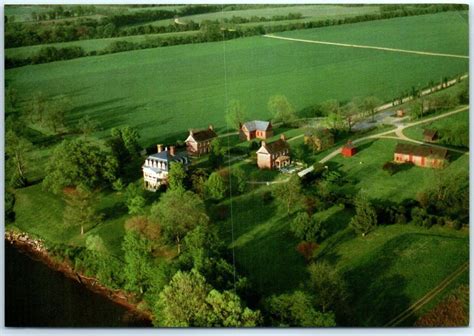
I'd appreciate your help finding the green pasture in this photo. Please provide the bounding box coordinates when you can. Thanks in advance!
[173,5,380,25]
[6,13,468,153]
[403,110,469,142]
[315,224,469,326]
[277,11,468,55]
[5,31,200,60]
[327,138,469,202]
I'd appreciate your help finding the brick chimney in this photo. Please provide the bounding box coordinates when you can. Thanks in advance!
[189,129,194,136]
[261,140,266,147]
[208,124,214,131]
[170,146,176,156]
[157,144,163,153]
[239,122,242,129]
[280,134,286,141]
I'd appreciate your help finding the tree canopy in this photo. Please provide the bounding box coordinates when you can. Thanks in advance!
[268,95,297,125]
[43,138,118,194]
[150,189,208,254]
[154,270,261,327]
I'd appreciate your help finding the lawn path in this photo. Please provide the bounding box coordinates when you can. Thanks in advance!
[263,34,469,59]
[384,261,469,327]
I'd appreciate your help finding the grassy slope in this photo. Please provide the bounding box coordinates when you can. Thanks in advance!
[315,225,468,326]
[5,31,200,60]
[403,110,469,142]
[6,13,468,151]
[327,138,469,201]
[277,11,468,55]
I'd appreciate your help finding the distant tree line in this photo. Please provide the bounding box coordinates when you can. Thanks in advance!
[5,4,466,51]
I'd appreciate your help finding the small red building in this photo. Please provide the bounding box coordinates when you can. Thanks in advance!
[341,141,357,157]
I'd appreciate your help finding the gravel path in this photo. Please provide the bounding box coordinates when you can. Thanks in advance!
[263,34,469,59]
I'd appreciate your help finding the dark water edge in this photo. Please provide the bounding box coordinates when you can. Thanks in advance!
[5,241,151,327]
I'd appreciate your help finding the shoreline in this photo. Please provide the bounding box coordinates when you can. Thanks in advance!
[5,230,153,326]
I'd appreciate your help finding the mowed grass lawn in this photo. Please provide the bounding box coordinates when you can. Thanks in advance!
[315,225,468,326]
[403,109,469,142]
[327,138,469,202]
[10,183,142,256]
[6,12,468,151]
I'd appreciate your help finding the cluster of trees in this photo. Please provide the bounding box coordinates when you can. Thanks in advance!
[409,92,460,119]
[30,5,98,21]
[265,262,348,326]
[413,171,468,229]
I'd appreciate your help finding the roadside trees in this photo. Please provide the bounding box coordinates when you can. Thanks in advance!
[362,96,382,122]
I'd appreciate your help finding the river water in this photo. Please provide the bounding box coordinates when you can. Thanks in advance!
[5,242,151,327]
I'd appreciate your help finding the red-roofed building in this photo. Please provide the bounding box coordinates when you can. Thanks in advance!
[341,141,356,157]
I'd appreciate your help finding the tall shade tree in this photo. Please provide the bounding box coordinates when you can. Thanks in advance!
[307,262,348,313]
[28,91,48,123]
[43,95,72,133]
[265,290,336,327]
[154,270,260,327]
[321,99,340,116]
[225,99,246,130]
[272,174,303,215]
[205,172,227,200]
[5,130,33,187]
[122,229,153,294]
[290,211,326,242]
[268,95,297,125]
[342,98,361,132]
[43,138,118,194]
[168,162,187,191]
[150,189,208,254]
[363,96,382,122]
[63,186,101,235]
[350,194,378,236]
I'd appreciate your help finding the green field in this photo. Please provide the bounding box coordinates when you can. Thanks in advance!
[6,13,468,153]
[277,11,468,55]
[140,4,381,28]
[327,138,469,202]
[5,31,200,60]
[403,110,469,142]
[315,224,469,326]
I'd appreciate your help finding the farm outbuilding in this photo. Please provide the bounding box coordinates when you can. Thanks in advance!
[423,129,439,142]
[394,143,447,168]
[341,141,357,157]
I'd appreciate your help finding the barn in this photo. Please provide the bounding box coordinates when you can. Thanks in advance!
[394,143,447,168]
